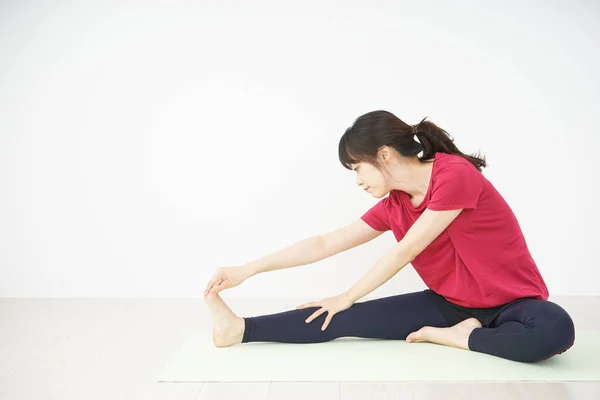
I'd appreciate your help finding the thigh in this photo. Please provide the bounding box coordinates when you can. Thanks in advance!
[473,299,576,361]
[490,299,574,330]
[327,290,451,339]
[490,298,576,353]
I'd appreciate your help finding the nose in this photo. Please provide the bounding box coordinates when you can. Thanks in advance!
[356,175,362,187]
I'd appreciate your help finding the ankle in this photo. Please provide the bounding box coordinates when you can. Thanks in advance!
[236,317,245,342]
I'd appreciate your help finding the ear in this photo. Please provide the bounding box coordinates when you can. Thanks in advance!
[378,145,390,162]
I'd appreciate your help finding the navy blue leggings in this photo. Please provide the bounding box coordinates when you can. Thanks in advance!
[241,290,576,363]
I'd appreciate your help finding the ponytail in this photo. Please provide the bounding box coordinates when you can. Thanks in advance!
[339,110,487,172]
[413,117,487,171]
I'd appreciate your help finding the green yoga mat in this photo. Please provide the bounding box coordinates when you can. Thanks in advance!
[159,330,600,382]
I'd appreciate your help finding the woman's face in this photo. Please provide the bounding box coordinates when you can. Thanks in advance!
[351,161,389,198]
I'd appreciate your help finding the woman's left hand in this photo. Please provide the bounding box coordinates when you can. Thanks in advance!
[296,293,354,331]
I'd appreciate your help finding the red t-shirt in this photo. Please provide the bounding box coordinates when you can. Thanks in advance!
[361,152,549,308]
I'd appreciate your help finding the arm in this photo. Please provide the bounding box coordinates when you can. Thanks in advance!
[245,236,326,277]
[344,208,463,303]
[246,219,384,276]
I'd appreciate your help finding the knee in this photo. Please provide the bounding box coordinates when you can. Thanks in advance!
[526,304,576,362]
[543,303,575,346]
[550,310,576,350]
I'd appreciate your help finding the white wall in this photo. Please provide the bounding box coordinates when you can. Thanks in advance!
[1,0,598,299]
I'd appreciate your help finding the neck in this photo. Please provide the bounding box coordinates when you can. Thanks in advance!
[390,159,434,197]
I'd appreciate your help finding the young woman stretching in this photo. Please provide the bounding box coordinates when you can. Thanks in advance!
[203,110,575,363]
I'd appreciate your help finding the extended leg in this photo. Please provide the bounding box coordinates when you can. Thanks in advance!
[241,290,450,344]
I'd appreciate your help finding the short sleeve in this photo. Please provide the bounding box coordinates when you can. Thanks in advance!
[428,162,484,211]
[361,197,391,231]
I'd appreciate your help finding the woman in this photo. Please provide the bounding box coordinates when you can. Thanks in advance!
[203,110,575,363]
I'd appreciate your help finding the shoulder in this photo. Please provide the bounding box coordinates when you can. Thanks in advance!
[428,153,485,210]
[433,153,482,180]
[436,152,476,168]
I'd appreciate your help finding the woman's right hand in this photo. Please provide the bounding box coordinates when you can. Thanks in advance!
[203,266,254,297]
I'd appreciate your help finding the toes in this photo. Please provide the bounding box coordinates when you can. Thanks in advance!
[406,331,420,343]
[406,327,431,343]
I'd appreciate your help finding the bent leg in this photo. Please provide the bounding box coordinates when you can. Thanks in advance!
[242,290,450,343]
[468,299,576,362]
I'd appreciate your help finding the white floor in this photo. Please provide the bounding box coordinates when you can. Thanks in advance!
[0,296,599,400]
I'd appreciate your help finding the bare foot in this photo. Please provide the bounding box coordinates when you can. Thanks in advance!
[204,291,245,347]
[405,317,483,350]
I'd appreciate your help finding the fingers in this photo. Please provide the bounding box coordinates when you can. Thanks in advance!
[204,276,223,297]
[211,280,227,294]
[304,308,335,331]
[203,276,217,296]
[296,302,316,310]
[305,308,326,324]
[322,314,333,331]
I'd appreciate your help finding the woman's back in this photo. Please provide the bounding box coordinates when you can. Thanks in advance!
[361,152,549,308]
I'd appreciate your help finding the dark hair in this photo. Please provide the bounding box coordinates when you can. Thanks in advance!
[338,110,487,171]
